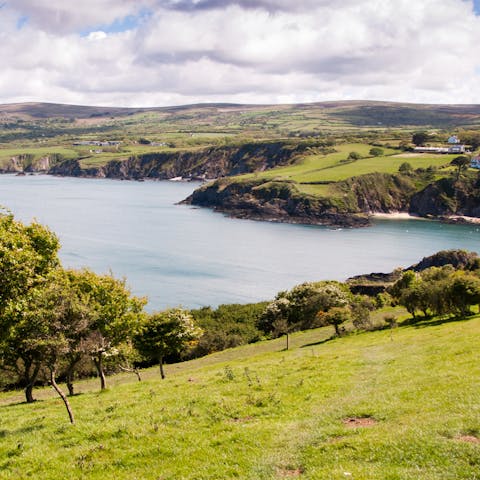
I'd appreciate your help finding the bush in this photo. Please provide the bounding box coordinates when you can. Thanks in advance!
[369,147,384,157]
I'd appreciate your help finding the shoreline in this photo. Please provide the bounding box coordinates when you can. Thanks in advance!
[371,211,480,226]
[370,212,423,221]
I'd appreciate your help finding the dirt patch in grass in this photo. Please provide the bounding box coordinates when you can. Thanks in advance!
[230,416,253,423]
[342,416,377,428]
[455,434,480,444]
[277,466,304,477]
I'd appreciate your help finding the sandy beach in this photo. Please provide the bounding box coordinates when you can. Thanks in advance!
[370,212,422,220]
[370,212,480,225]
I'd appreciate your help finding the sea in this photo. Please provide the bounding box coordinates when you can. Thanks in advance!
[1,174,479,311]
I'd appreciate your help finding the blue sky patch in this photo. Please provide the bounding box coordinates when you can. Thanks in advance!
[16,15,28,30]
[474,0,480,14]
[81,8,152,37]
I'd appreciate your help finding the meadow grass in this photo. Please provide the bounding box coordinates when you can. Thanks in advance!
[241,144,454,188]
[1,314,479,479]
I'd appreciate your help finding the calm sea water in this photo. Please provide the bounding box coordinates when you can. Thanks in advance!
[1,174,479,310]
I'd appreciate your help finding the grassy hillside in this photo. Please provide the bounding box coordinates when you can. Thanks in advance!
[1,315,479,479]
[238,143,457,198]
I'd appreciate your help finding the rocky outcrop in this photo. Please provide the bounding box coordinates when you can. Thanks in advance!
[183,170,480,228]
[182,178,370,227]
[410,177,480,218]
[49,142,311,180]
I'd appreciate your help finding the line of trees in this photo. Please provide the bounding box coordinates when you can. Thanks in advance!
[2,211,480,424]
[0,212,203,423]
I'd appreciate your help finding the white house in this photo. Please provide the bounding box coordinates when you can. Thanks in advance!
[447,135,460,144]
[471,155,480,169]
[448,145,466,154]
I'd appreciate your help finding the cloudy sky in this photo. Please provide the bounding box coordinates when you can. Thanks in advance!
[1,0,480,107]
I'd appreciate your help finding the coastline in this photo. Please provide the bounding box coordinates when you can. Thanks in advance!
[371,211,480,226]
[370,212,422,221]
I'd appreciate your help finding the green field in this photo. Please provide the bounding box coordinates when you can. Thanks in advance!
[1,313,479,479]
[242,144,454,184]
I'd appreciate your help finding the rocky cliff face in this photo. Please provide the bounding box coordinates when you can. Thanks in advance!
[184,172,480,228]
[183,178,370,227]
[49,142,309,180]
[410,176,480,218]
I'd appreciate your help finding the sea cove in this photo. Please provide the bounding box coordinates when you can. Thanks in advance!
[1,174,479,310]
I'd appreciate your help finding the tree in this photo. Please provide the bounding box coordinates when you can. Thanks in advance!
[134,308,202,379]
[0,212,59,314]
[1,269,88,416]
[369,147,384,157]
[398,162,413,174]
[0,213,60,402]
[258,282,350,335]
[412,132,429,146]
[69,269,146,390]
[446,272,480,317]
[450,155,470,181]
[347,151,362,161]
[317,306,352,336]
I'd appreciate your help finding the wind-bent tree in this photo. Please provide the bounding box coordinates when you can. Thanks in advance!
[135,308,202,379]
[0,212,60,402]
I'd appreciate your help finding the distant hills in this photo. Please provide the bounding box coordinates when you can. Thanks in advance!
[1,100,480,127]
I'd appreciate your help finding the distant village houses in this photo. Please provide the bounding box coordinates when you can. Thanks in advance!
[414,134,466,154]
[73,140,121,147]
[413,145,466,154]
[471,155,480,169]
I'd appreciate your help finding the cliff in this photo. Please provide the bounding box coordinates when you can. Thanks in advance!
[182,178,370,227]
[183,171,480,228]
[49,142,314,180]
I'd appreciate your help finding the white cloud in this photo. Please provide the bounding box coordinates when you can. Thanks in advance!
[0,0,479,106]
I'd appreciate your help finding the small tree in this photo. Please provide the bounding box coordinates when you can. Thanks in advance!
[450,155,470,181]
[412,132,429,146]
[348,151,362,161]
[398,162,413,174]
[70,269,146,390]
[135,308,202,379]
[369,147,384,157]
[317,306,351,337]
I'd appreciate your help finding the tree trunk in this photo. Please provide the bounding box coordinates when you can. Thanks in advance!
[93,354,107,390]
[65,358,80,396]
[159,357,165,379]
[119,365,142,382]
[24,361,41,403]
[49,366,75,424]
[334,323,340,337]
[285,332,289,351]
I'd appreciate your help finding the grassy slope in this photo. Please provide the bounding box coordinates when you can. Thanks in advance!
[1,315,480,479]
[237,143,458,199]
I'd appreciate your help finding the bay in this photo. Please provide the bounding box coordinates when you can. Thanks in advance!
[1,174,479,310]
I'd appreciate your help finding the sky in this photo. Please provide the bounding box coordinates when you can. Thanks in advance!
[0,0,480,107]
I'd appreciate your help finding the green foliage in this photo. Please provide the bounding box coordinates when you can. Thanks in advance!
[190,303,266,356]
[258,281,350,336]
[369,147,384,157]
[134,308,202,377]
[347,151,362,160]
[0,212,59,310]
[391,265,480,319]
[316,306,352,336]
[398,161,413,173]
[412,131,429,146]
[450,155,470,180]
